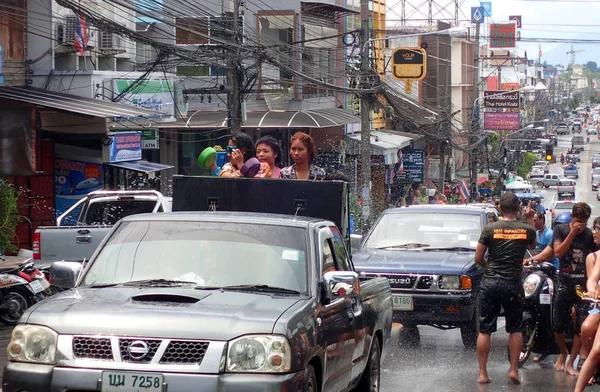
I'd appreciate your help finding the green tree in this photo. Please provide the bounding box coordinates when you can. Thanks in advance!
[0,180,21,254]
[586,61,598,72]
[517,152,537,178]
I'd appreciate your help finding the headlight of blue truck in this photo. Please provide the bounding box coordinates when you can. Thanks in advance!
[226,335,291,373]
[7,325,57,364]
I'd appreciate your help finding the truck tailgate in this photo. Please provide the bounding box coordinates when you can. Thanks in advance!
[38,226,113,266]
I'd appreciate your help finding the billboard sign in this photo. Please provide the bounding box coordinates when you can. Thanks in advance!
[54,158,103,223]
[394,148,424,183]
[103,131,142,163]
[480,2,492,17]
[471,7,485,24]
[490,23,516,48]
[391,47,427,81]
[483,90,520,108]
[113,79,174,117]
[484,112,520,131]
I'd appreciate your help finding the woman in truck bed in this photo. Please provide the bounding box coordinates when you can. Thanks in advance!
[280,132,326,180]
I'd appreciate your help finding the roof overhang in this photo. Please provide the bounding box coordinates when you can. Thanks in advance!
[105,160,174,173]
[301,1,359,16]
[140,108,360,129]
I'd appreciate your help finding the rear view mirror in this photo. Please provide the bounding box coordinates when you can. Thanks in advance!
[50,261,83,289]
[322,271,360,301]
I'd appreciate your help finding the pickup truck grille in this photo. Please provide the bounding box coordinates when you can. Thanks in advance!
[72,336,210,365]
[379,274,434,290]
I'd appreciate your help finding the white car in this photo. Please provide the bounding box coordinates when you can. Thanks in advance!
[529,166,545,178]
[535,161,550,173]
[588,128,598,135]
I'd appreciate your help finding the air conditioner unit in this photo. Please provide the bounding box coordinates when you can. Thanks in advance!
[99,31,123,50]
[65,16,77,44]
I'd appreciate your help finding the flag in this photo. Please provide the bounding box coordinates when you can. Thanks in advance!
[458,179,470,201]
[74,13,88,56]
[539,44,542,58]
[393,149,404,181]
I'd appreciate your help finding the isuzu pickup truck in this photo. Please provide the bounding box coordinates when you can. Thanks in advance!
[33,190,171,267]
[3,177,392,392]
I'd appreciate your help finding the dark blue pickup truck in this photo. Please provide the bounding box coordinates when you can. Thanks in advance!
[353,204,500,348]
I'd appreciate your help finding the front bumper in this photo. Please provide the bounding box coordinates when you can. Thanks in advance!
[3,362,305,392]
[392,292,475,327]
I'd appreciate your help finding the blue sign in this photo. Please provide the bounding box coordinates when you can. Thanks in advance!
[471,7,485,24]
[395,148,425,183]
[107,132,142,163]
[480,1,492,17]
[55,158,103,224]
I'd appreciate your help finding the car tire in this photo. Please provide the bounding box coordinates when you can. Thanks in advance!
[354,336,381,392]
[461,293,480,350]
[303,364,319,392]
[536,181,544,187]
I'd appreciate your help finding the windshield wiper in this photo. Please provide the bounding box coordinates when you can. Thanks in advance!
[122,279,199,287]
[378,242,430,249]
[205,284,301,294]
[422,246,476,252]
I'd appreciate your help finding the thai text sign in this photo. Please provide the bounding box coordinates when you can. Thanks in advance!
[391,47,427,81]
[483,90,520,108]
[484,112,520,131]
[490,23,516,48]
[104,131,142,163]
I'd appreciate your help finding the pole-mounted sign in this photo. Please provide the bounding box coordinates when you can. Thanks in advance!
[391,47,427,94]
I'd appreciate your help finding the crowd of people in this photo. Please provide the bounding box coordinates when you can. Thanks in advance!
[474,193,600,390]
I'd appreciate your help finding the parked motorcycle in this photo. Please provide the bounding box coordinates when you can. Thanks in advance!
[512,261,574,366]
[0,254,51,325]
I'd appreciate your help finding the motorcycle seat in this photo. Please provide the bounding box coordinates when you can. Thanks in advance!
[0,258,31,273]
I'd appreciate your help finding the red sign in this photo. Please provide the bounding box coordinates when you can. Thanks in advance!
[490,23,516,48]
[501,83,520,91]
[484,112,520,131]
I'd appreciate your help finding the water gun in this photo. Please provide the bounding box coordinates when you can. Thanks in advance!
[197,146,227,176]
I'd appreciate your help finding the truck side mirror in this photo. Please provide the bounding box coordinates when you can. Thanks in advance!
[50,261,83,289]
[322,271,360,301]
[350,234,363,253]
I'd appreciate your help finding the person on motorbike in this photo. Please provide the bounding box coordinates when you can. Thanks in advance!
[474,193,536,385]
[525,213,572,265]
[553,203,595,376]
[561,153,565,164]
[575,217,600,391]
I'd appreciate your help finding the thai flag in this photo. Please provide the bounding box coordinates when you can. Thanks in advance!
[458,179,470,201]
[395,149,404,177]
[74,13,88,56]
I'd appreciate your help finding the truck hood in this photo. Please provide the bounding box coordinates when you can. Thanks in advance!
[352,248,475,275]
[25,287,301,340]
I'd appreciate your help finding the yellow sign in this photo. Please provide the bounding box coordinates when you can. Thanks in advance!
[392,47,427,95]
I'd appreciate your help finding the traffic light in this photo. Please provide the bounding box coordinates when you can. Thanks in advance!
[546,144,554,162]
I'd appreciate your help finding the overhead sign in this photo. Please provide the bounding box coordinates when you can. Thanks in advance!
[471,7,485,24]
[490,23,516,48]
[394,148,424,183]
[480,2,492,17]
[103,131,142,163]
[141,129,159,150]
[509,15,522,29]
[113,79,175,117]
[484,112,520,131]
[484,90,520,108]
[391,47,427,95]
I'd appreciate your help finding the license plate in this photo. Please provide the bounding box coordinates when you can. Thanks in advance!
[39,278,50,290]
[29,280,44,294]
[101,372,164,392]
[392,295,413,311]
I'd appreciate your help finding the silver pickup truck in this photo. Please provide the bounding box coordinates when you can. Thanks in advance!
[4,212,392,392]
[33,190,171,267]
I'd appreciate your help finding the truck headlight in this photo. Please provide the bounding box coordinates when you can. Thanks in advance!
[523,275,541,298]
[439,275,472,290]
[226,335,291,373]
[7,325,57,364]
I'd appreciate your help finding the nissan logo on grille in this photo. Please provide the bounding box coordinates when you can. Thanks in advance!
[389,277,411,285]
[127,341,150,360]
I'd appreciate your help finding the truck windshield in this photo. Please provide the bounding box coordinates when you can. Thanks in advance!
[81,221,308,293]
[365,212,482,250]
[82,200,159,225]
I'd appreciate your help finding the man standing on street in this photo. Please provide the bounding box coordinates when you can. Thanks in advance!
[475,193,536,384]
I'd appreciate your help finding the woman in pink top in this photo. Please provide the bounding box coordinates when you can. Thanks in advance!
[255,136,282,178]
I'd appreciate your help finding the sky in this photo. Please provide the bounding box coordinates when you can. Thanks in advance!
[386,0,600,67]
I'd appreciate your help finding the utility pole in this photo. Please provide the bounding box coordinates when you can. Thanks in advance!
[227,0,243,133]
[359,0,372,233]
[469,21,481,200]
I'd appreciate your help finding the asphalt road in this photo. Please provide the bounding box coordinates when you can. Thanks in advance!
[0,133,598,391]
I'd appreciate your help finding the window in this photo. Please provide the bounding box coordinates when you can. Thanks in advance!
[175,17,232,45]
[330,226,351,271]
[322,240,335,276]
[257,13,295,84]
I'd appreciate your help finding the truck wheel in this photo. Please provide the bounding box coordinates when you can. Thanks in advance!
[354,336,380,392]
[0,289,30,326]
[536,181,544,187]
[303,365,318,392]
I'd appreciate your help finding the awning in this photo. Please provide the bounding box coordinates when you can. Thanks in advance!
[346,130,417,165]
[148,108,360,129]
[106,160,174,173]
[0,86,170,121]
[301,1,359,15]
